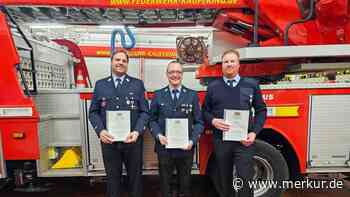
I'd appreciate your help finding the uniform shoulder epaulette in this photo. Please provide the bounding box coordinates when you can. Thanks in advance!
[130,76,147,86]
[102,76,112,82]
[242,77,258,85]
[159,86,168,93]
[183,86,194,93]
[208,78,222,88]
[95,76,111,84]
[126,75,141,82]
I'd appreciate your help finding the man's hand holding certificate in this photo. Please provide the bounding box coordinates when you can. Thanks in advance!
[99,130,115,144]
[165,118,189,149]
[223,109,249,141]
[106,110,131,142]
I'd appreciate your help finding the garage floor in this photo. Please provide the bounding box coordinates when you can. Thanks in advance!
[0,176,349,197]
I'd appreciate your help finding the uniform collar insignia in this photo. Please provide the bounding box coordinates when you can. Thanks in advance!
[107,77,112,82]
[126,77,130,82]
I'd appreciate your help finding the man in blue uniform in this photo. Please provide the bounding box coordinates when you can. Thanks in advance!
[150,61,204,197]
[203,49,267,197]
[89,50,149,197]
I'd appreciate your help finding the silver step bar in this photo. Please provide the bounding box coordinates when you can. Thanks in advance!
[0,133,7,179]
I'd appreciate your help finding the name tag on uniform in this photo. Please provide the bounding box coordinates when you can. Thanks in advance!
[223,109,249,141]
[165,118,189,149]
[106,110,130,142]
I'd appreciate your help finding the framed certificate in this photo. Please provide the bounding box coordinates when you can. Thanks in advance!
[165,118,189,149]
[106,110,130,142]
[223,109,249,141]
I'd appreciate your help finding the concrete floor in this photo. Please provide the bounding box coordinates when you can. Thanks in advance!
[0,176,349,197]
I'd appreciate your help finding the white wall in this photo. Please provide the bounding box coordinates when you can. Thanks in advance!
[85,57,140,86]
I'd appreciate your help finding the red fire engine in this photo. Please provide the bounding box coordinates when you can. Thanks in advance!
[1,1,350,196]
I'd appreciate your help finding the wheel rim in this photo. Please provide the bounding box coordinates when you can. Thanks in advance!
[252,155,274,196]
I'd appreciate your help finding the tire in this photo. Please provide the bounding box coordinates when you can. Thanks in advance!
[0,178,14,191]
[250,140,289,197]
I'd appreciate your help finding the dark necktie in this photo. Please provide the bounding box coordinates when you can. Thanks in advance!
[172,89,179,105]
[227,79,236,87]
[115,78,122,89]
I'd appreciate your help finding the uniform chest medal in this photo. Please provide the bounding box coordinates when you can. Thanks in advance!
[126,96,136,109]
[180,104,193,114]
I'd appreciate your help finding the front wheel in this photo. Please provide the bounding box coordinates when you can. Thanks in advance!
[250,140,289,197]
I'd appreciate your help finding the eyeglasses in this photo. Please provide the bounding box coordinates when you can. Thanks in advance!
[167,71,183,75]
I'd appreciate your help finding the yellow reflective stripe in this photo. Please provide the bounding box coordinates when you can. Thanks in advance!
[267,106,299,117]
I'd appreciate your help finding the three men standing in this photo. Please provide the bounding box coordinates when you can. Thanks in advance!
[150,61,204,197]
[89,49,266,197]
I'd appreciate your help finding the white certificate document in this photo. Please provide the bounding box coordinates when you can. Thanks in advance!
[165,118,189,149]
[107,110,130,142]
[223,109,249,141]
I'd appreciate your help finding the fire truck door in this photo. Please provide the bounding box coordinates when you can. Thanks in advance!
[308,94,350,168]
[85,100,105,172]
[0,132,6,179]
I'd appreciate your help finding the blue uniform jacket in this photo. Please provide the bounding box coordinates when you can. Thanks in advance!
[150,86,204,154]
[89,75,149,137]
[203,77,267,140]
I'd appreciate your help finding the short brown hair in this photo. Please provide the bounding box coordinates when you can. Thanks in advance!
[221,49,240,60]
[111,50,129,63]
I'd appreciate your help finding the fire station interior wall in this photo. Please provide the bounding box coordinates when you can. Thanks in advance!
[143,58,204,91]
[84,57,205,91]
[84,57,141,86]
